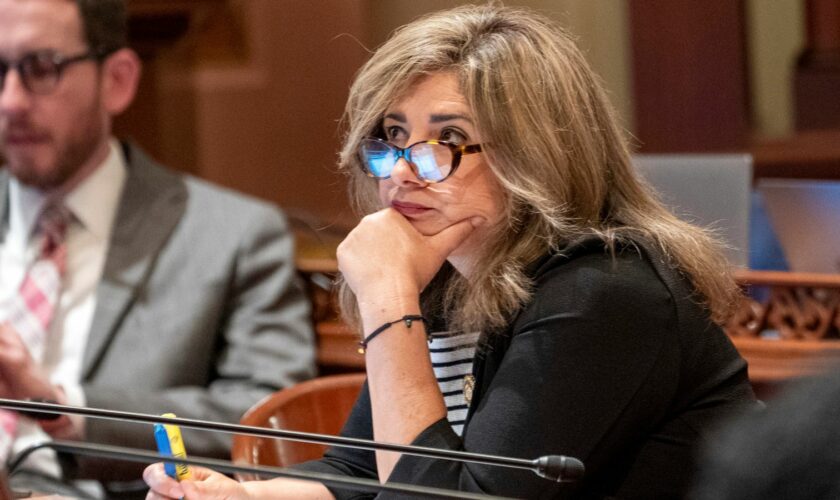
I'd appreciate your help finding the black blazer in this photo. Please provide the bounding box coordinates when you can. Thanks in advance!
[297,236,757,499]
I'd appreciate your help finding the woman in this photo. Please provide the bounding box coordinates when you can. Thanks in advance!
[146,4,756,499]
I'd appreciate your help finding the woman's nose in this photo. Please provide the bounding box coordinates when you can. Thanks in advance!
[389,156,426,187]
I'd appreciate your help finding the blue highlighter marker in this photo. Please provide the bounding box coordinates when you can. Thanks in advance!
[153,413,192,481]
[153,421,178,479]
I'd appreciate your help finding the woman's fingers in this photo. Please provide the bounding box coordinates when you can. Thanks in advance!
[338,207,482,301]
[143,463,184,499]
[146,491,176,500]
[426,217,479,259]
[180,475,249,500]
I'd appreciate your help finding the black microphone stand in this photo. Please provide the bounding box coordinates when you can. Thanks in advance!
[0,398,584,483]
[9,440,513,499]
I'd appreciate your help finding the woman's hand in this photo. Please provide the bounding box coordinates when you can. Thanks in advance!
[144,463,248,500]
[337,208,477,304]
[338,208,478,478]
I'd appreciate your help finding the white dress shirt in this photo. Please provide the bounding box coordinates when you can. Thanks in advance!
[0,140,126,475]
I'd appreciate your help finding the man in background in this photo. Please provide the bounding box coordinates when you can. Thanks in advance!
[0,0,315,488]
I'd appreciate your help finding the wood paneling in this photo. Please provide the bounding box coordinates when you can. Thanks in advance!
[629,0,750,152]
[119,1,368,229]
[794,0,840,130]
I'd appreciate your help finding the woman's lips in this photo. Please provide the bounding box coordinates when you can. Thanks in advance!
[392,200,432,217]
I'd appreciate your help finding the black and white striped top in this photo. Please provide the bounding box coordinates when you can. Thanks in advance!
[428,331,480,436]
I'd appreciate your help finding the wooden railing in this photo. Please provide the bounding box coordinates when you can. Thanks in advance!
[300,261,840,391]
[727,270,840,395]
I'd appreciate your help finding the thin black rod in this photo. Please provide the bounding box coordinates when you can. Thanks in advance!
[11,441,515,500]
[0,399,535,473]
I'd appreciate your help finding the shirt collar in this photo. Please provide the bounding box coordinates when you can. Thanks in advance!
[63,140,127,241]
[8,179,47,247]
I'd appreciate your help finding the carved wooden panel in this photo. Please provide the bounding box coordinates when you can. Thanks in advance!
[728,270,840,390]
[301,265,840,379]
[728,270,840,340]
[728,295,767,338]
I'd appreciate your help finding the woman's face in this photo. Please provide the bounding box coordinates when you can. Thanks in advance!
[377,72,505,262]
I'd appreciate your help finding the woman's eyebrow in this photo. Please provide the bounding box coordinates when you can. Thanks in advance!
[429,113,473,124]
[383,112,473,124]
[383,112,406,123]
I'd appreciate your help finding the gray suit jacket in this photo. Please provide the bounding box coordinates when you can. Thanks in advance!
[1,143,316,478]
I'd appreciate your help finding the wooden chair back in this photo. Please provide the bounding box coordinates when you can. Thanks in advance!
[231,373,365,480]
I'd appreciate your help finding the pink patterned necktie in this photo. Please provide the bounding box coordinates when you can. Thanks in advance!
[0,203,70,464]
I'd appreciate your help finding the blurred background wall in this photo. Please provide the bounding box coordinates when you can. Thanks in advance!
[118,0,836,249]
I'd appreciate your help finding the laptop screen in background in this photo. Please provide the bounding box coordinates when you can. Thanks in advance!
[758,179,840,274]
[633,154,752,269]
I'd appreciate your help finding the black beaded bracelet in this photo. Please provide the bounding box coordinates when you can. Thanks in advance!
[357,314,429,354]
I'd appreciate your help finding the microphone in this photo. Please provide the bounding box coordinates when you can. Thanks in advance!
[0,398,584,483]
[9,440,514,500]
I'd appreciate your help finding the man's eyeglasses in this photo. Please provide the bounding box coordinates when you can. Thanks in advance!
[0,50,102,95]
[359,137,483,183]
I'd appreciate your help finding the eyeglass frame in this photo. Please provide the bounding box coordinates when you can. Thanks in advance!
[358,136,483,183]
[0,48,114,95]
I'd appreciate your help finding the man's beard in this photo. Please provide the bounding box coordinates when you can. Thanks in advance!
[2,107,105,191]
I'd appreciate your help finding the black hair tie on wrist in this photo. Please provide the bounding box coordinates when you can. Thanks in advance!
[358,314,429,354]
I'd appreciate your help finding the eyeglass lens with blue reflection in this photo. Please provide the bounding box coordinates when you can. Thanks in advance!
[359,137,482,183]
